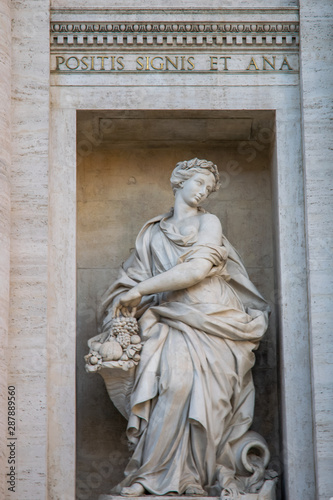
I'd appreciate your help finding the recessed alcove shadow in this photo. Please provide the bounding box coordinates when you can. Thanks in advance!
[76,110,280,500]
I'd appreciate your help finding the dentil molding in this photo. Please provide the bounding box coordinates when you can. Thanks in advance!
[50,9,299,51]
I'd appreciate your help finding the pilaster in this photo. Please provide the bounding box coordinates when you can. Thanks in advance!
[0,0,11,496]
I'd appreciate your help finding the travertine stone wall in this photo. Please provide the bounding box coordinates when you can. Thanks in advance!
[299,1,333,498]
[0,0,11,497]
[7,1,50,499]
[1,0,330,499]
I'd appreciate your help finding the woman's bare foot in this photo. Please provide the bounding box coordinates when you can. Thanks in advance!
[121,482,145,497]
[185,484,208,496]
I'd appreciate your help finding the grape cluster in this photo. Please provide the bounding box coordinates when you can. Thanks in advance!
[116,332,131,349]
[111,315,139,349]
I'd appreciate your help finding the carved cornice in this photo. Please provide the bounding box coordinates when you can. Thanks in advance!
[50,21,299,50]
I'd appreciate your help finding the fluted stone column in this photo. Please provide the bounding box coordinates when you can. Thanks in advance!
[0,0,11,497]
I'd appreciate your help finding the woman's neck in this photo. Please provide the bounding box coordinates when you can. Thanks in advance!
[173,196,198,221]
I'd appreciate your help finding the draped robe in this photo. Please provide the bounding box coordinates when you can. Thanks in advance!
[97,211,269,495]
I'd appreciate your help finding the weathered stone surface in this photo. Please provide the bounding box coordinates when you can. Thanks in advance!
[6,1,50,499]
[0,0,11,497]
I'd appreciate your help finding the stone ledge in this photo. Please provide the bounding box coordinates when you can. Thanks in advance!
[99,496,259,500]
[99,497,219,500]
[98,479,276,500]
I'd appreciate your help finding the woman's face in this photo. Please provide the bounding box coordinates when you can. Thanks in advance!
[178,171,215,207]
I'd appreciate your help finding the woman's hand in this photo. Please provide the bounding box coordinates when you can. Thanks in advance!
[114,287,142,316]
[120,287,142,307]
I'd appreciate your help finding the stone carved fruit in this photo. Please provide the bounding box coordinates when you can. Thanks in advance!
[130,335,141,344]
[84,313,143,371]
[99,340,123,361]
[117,332,131,349]
[91,341,102,352]
[111,315,139,337]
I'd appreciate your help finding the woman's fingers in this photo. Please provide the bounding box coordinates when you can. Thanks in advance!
[113,289,141,318]
[121,305,133,316]
[113,303,137,318]
[130,306,137,317]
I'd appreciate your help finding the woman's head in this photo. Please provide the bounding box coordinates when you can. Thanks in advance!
[170,158,220,195]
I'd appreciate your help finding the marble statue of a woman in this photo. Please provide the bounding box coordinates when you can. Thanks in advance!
[85,158,272,498]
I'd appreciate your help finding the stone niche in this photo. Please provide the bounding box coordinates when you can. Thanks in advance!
[76,110,280,500]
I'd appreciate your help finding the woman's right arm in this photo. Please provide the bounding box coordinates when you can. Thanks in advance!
[119,257,213,309]
[117,213,223,311]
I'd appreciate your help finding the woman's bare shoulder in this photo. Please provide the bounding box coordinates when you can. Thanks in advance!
[199,212,222,229]
[197,213,222,244]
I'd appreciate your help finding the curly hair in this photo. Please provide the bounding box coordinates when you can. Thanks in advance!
[170,158,220,194]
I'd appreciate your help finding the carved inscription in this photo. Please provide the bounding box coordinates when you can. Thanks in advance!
[53,54,295,73]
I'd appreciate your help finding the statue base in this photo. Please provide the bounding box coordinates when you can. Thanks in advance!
[98,479,276,500]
